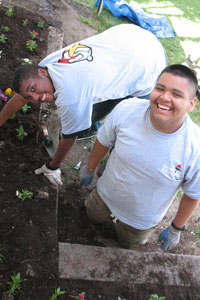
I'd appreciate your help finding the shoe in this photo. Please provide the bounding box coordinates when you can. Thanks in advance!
[77,131,97,140]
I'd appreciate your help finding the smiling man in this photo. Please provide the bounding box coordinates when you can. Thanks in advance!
[80,64,200,250]
[0,24,167,186]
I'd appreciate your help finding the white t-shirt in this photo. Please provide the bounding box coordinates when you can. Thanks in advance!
[97,98,200,229]
[39,24,167,135]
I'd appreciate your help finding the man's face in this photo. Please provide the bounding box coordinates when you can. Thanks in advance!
[150,72,196,133]
[20,68,55,104]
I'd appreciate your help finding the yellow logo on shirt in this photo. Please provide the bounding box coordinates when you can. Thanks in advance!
[58,43,93,64]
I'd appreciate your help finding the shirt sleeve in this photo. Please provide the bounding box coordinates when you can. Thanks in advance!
[97,101,125,147]
[182,166,200,200]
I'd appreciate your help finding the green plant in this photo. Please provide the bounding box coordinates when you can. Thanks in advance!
[30,30,38,39]
[0,34,7,43]
[16,125,28,141]
[50,287,65,300]
[5,4,14,17]
[16,189,33,201]
[26,39,37,51]
[148,294,166,300]
[0,248,4,263]
[0,50,2,58]
[118,297,126,300]
[7,272,26,296]
[22,19,28,26]
[22,104,31,114]
[1,25,10,32]
[38,20,45,29]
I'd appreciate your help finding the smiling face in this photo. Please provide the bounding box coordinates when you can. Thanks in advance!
[20,68,55,104]
[150,72,196,133]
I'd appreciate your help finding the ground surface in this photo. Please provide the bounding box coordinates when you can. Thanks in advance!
[0,3,200,300]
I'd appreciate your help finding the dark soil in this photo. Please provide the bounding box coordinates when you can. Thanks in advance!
[0,4,200,300]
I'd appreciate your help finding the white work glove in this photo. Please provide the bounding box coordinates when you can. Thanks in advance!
[158,225,181,250]
[35,164,63,186]
[80,165,94,186]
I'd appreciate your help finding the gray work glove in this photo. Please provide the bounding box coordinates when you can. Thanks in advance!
[35,164,63,186]
[158,225,181,250]
[80,165,94,186]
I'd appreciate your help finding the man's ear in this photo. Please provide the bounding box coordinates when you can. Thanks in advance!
[187,97,196,113]
[38,68,48,77]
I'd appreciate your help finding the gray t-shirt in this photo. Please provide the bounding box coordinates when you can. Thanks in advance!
[97,98,200,229]
[39,24,167,135]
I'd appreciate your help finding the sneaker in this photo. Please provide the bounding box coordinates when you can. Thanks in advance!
[77,131,97,140]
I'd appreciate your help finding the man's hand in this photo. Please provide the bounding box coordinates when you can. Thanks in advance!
[158,226,181,250]
[35,164,63,186]
[80,165,94,186]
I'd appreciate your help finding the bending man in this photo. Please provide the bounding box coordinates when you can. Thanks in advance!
[0,24,167,185]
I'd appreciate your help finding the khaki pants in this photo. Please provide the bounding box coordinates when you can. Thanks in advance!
[85,187,155,249]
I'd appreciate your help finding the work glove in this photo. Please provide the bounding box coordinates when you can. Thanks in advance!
[80,165,94,186]
[158,226,181,250]
[35,164,63,186]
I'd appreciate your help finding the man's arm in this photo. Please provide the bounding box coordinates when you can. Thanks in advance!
[172,193,199,229]
[80,138,110,186]
[159,194,199,249]
[88,138,110,171]
[0,94,28,126]
[35,136,77,186]
[49,137,76,168]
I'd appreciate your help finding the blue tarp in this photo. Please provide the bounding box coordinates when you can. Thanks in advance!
[95,0,176,38]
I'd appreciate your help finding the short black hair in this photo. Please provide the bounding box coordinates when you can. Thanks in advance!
[12,64,46,94]
[158,64,198,100]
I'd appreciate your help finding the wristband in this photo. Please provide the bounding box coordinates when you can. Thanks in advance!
[46,159,60,171]
[171,221,185,231]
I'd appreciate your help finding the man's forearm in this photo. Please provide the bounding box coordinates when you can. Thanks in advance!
[49,137,76,168]
[173,194,200,229]
[0,94,28,126]
[88,138,110,171]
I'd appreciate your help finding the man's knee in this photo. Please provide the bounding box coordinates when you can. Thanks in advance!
[85,188,111,224]
[115,221,155,249]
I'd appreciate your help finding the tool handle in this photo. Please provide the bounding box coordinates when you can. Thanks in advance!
[42,125,49,137]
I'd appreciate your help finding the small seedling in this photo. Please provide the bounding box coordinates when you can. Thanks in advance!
[118,297,126,300]
[26,39,37,51]
[22,104,31,114]
[16,189,33,201]
[69,292,85,299]
[0,50,2,59]
[38,20,45,29]
[21,58,33,65]
[0,34,7,43]
[7,272,27,296]
[30,30,38,39]
[22,19,28,27]
[0,248,4,263]
[50,287,65,300]
[148,294,166,300]
[16,125,28,142]
[1,25,10,32]
[5,4,14,17]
